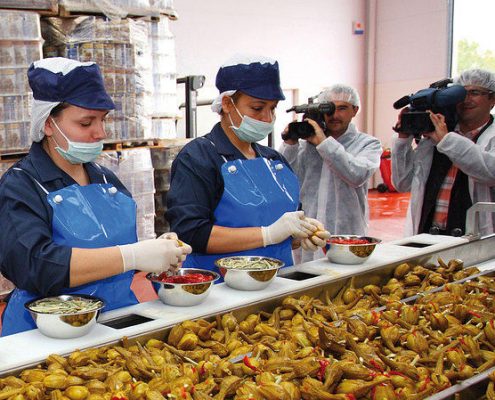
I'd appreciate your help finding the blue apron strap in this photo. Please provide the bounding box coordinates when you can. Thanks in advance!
[13,168,49,194]
[93,163,108,183]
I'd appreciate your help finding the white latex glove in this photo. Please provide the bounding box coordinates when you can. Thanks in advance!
[118,235,192,273]
[301,218,331,251]
[261,211,317,247]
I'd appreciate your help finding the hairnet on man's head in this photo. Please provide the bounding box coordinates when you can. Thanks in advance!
[318,84,361,108]
[455,68,495,92]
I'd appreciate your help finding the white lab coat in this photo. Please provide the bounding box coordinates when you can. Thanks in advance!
[391,118,495,236]
[280,123,382,262]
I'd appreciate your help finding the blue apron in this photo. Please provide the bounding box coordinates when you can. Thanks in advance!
[183,152,300,278]
[2,168,139,336]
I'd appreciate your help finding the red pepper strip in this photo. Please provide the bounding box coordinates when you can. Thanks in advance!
[346,394,357,400]
[316,359,330,381]
[459,337,466,346]
[371,310,381,325]
[243,355,258,372]
[199,364,206,375]
[181,386,187,399]
[369,359,384,372]
[419,376,431,392]
[389,370,407,378]
[468,310,482,318]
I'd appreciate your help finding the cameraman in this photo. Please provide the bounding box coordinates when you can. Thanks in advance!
[392,68,495,236]
[280,84,381,262]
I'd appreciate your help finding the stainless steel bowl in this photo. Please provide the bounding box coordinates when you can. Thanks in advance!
[325,235,381,264]
[147,268,219,307]
[25,294,104,339]
[215,256,284,291]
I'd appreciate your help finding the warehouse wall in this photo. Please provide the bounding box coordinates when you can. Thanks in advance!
[172,0,450,162]
[172,0,367,142]
[372,0,450,149]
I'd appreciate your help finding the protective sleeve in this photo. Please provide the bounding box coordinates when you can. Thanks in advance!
[437,131,495,184]
[391,135,416,192]
[0,171,72,296]
[316,135,382,188]
[165,144,223,253]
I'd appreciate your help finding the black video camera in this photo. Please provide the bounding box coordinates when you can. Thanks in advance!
[393,78,467,139]
[282,101,336,141]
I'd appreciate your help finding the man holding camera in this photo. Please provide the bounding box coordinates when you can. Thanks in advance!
[280,84,381,262]
[392,68,495,237]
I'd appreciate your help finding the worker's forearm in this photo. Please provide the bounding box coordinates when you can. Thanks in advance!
[70,247,124,287]
[206,226,264,253]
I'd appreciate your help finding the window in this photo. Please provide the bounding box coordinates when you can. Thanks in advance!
[452,0,495,75]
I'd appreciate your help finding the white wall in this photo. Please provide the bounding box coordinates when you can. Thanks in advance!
[172,0,367,140]
[373,0,450,149]
[171,0,450,185]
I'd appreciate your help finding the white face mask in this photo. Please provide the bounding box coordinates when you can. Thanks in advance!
[50,118,103,164]
[228,100,275,143]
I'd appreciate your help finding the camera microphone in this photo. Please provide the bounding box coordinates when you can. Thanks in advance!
[393,95,411,110]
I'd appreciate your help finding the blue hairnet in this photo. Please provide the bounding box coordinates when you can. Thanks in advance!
[212,54,285,113]
[28,57,115,142]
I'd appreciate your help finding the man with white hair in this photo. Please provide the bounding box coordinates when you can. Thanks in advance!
[280,84,381,262]
[392,68,495,236]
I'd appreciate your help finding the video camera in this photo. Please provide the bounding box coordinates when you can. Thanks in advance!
[393,78,467,139]
[282,101,335,141]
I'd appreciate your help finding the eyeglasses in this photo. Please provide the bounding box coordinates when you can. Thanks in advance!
[465,89,494,98]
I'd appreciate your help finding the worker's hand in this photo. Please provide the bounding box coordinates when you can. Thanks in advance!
[281,125,298,145]
[301,218,331,251]
[261,211,317,246]
[394,107,411,139]
[305,118,326,146]
[423,111,449,144]
[118,235,192,273]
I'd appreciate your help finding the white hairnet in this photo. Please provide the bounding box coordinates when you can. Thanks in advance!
[31,100,60,142]
[211,90,236,113]
[318,84,361,108]
[454,68,495,92]
[29,57,96,142]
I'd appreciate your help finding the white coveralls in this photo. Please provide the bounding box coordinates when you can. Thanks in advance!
[280,123,381,262]
[391,119,495,237]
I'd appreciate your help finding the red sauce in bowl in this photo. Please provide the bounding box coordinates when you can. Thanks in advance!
[328,238,370,245]
[156,273,213,284]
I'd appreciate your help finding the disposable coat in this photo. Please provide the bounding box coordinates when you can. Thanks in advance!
[391,119,495,236]
[280,123,381,262]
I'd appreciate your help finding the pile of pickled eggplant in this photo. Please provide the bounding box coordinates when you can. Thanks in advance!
[3,258,495,400]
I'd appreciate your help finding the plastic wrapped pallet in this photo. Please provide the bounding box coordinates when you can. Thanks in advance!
[150,144,185,236]
[59,0,177,19]
[149,17,178,138]
[0,11,42,152]
[65,17,153,141]
[97,148,156,241]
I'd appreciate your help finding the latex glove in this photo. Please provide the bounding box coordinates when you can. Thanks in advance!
[119,235,192,273]
[301,218,331,251]
[261,211,317,247]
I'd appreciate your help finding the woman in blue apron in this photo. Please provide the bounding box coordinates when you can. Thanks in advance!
[166,55,329,277]
[0,58,191,336]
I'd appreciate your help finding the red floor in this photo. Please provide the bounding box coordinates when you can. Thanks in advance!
[368,189,410,242]
[0,190,410,334]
